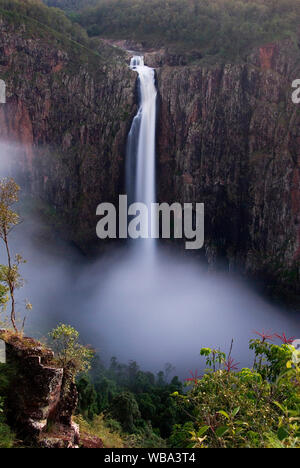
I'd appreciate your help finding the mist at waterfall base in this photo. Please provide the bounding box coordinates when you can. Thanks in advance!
[0,92,299,378]
[74,250,300,376]
[6,219,300,378]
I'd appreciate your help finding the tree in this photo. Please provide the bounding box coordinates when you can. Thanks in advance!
[157,371,165,386]
[0,178,30,332]
[107,391,141,433]
[94,376,117,412]
[49,324,94,379]
[0,268,9,311]
[164,362,176,382]
[77,375,98,419]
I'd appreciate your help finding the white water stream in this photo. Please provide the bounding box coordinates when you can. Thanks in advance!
[126,56,157,255]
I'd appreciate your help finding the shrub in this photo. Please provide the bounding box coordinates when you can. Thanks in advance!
[171,336,300,448]
[74,414,125,448]
[49,324,94,379]
[0,396,14,448]
[106,391,141,433]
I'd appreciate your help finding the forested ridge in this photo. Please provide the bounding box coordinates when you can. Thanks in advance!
[0,0,129,69]
[0,0,96,50]
[71,0,300,59]
[2,0,300,59]
[44,0,99,10]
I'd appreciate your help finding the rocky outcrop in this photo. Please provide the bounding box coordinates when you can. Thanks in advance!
[101,39,200,67]
[155,39,300,294]
[0,13,136,250]
[0,330,102,448]
[80,433,104,448]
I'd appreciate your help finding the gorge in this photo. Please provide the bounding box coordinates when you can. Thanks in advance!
[0,7,299,373]
[0,12,299,296]
[0,0,300,450]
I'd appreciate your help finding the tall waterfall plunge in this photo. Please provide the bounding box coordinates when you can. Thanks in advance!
[14,56,299,375]
[126,56,157,255]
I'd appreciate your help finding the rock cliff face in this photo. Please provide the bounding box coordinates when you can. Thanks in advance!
[0,330,102,448]
[155,40,300,293]
[0,13,136,249]
[0,330,77,447]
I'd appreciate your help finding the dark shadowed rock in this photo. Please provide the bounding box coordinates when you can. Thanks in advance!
[0,330,82,448]
[0,14,137,252]
[155,39,300,294]
[80,433,104,448]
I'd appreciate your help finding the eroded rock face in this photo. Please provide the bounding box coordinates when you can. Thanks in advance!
[39,422,80,449]
[156,39,300,292]
[0,16,137,250]
[0,330,89,448]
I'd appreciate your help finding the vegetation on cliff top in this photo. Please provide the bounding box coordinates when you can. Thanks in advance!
[70,0,300,60]
[0,0,125,68]
[3,0,299,64]
[44,0,99,11]
[0,0,90,46]
[49,324,94,379]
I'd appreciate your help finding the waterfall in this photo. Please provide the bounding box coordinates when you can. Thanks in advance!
[126,56,157,254]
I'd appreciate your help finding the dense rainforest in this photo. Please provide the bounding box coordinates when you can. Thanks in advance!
[1,324,300,448]
[2,0,300,60]
[68,0,300,59]
[74,338,300,448]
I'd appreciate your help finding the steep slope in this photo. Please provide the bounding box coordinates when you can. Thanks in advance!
[0,10,136,248]
[154,40,300,294]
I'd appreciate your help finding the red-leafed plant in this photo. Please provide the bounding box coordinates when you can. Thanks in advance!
[185,369,202,384]
[274,332,295,345]
[253,330,274,343]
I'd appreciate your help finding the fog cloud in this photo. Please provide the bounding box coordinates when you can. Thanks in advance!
[1,142,299,378]
[8,221,300,377]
